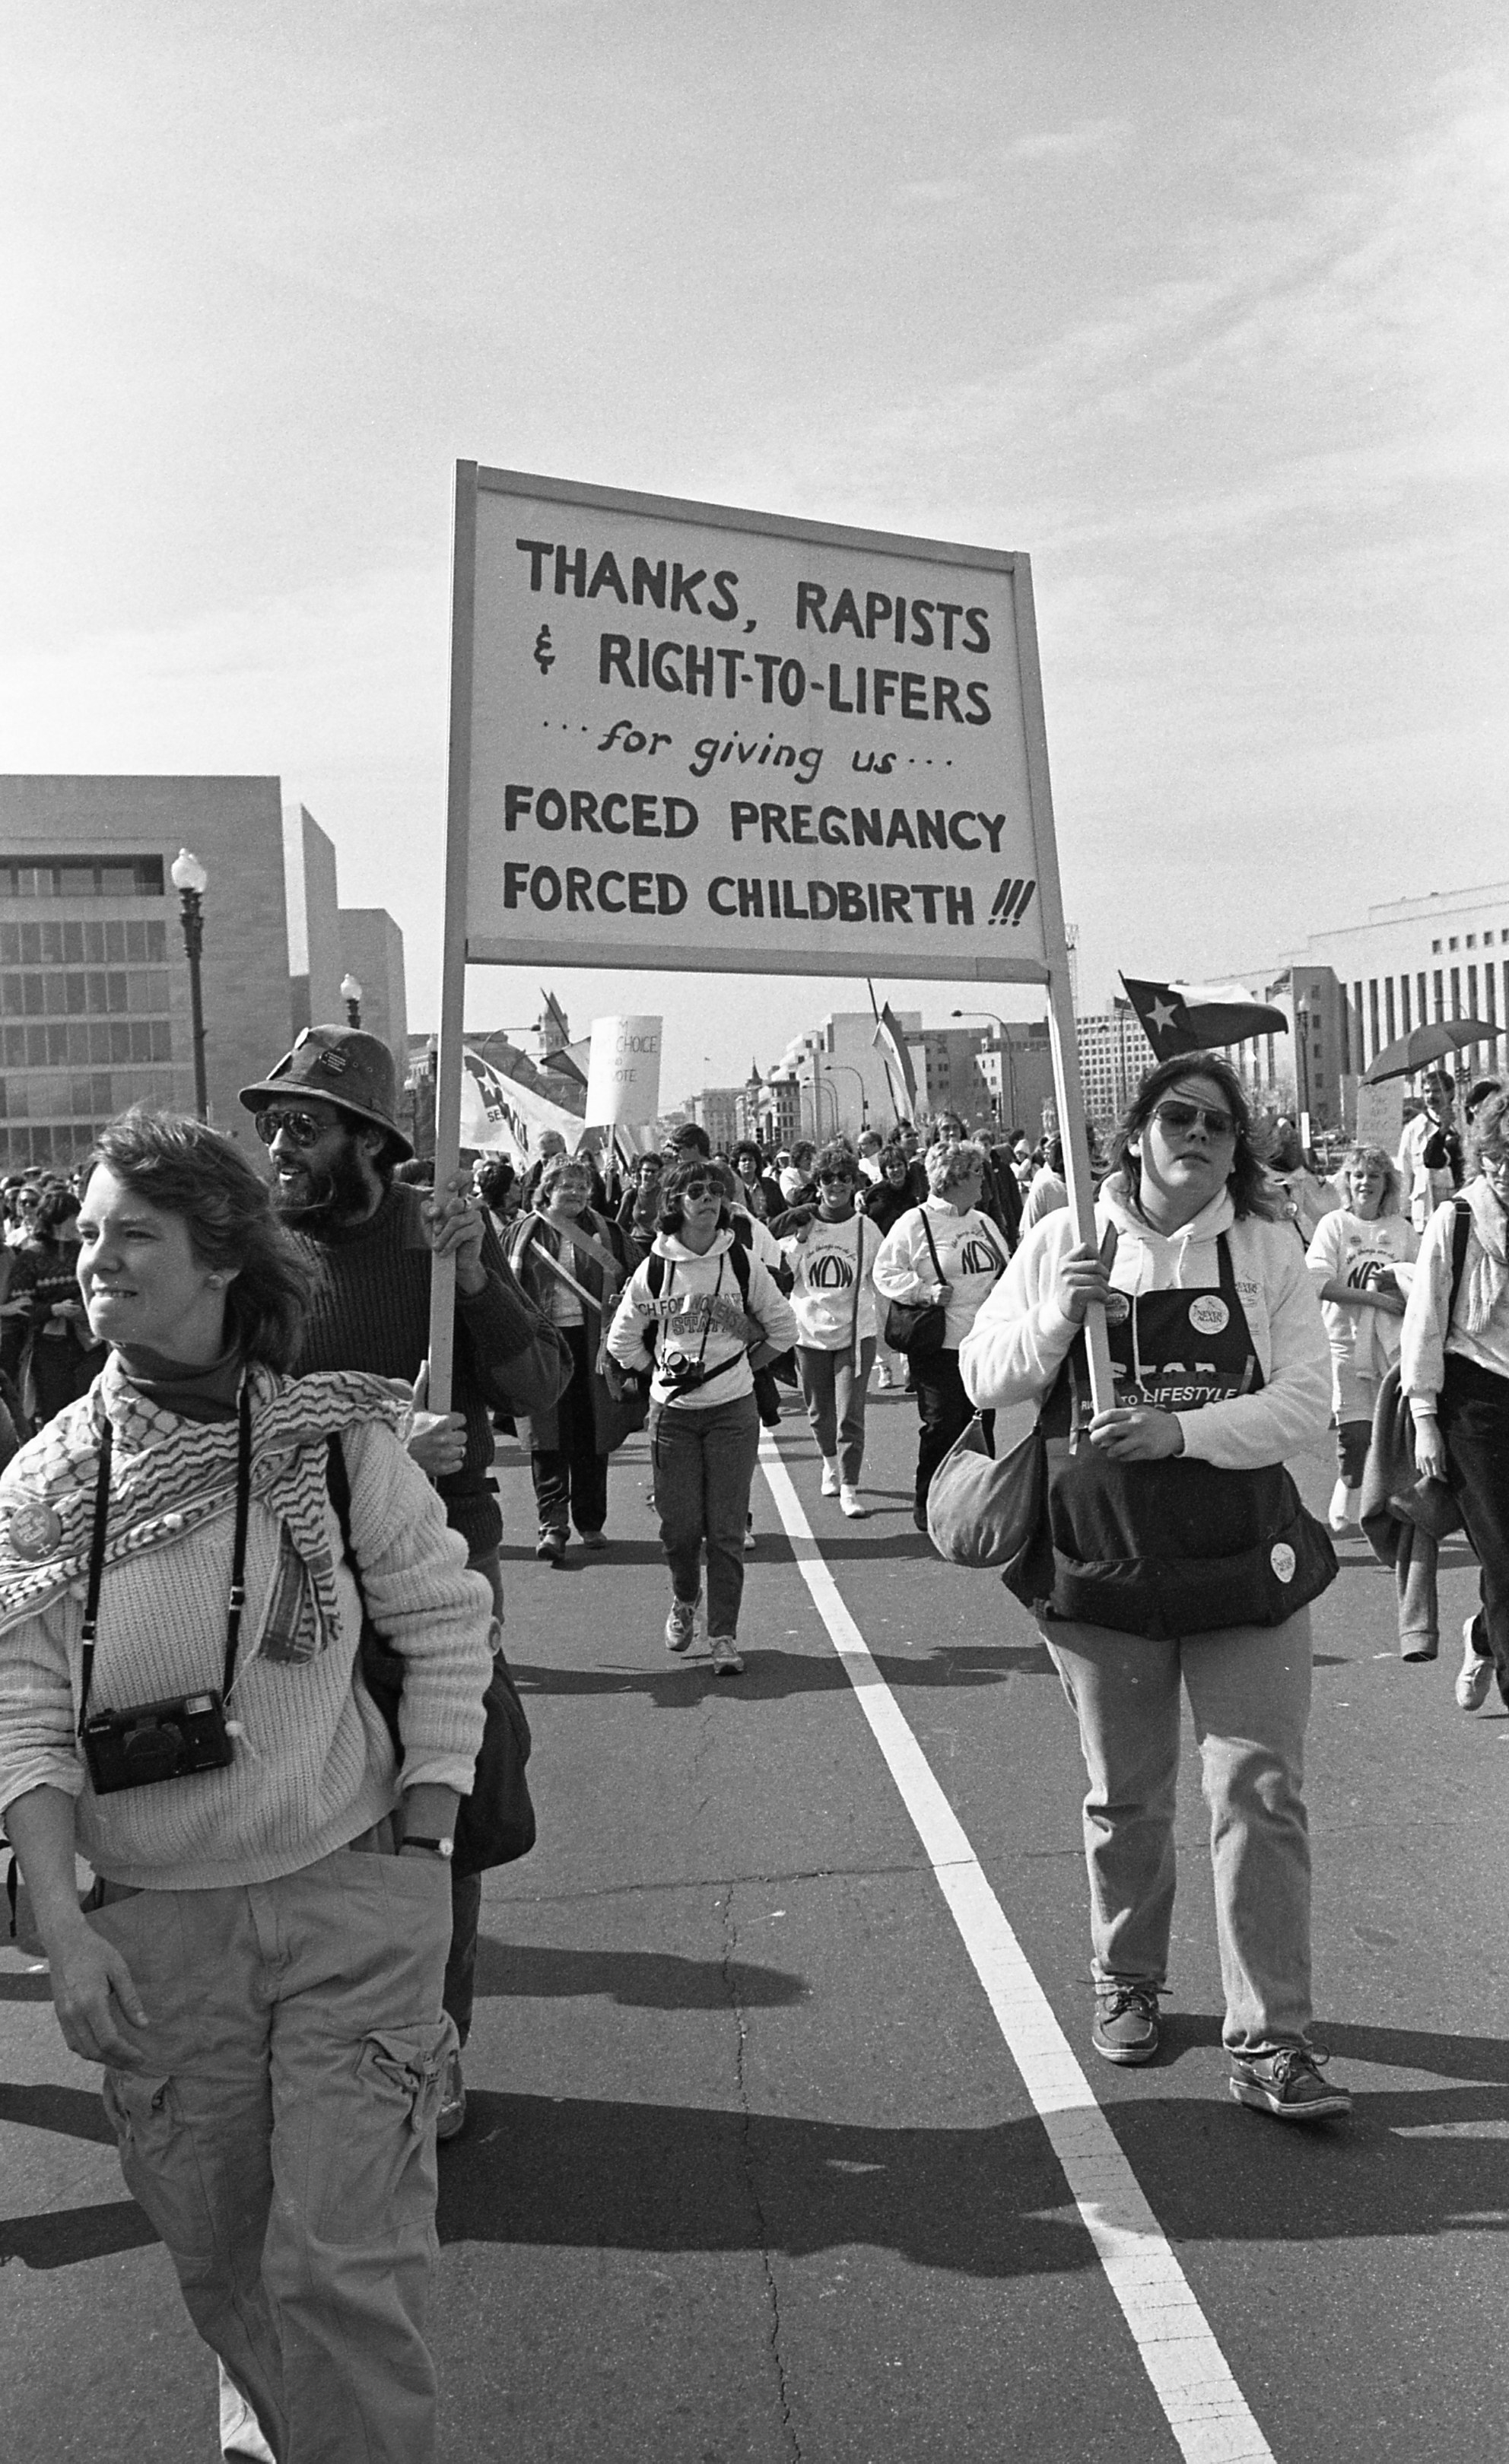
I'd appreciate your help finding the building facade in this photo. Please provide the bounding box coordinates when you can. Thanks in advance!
[0,776,406,1170]
[1075,999,1158,1129]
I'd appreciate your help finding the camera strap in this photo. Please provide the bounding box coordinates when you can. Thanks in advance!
[78,1381,254,1732]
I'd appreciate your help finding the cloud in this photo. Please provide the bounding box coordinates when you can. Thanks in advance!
[1000,119,1129,165]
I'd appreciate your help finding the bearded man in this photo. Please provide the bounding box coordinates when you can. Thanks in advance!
[240,1026,548,2141]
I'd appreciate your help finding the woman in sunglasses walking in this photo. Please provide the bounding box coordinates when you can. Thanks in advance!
[961,1055,1349,2123]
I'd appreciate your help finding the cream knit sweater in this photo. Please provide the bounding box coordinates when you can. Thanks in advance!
[0,1416,493,1890]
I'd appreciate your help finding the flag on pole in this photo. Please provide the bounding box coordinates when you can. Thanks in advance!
[459,1046,584,1159]
[871,1002,918,1114]
[1121,976,1288,1062]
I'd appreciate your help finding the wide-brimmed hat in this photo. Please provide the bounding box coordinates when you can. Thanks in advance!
[238,1025,415,1159]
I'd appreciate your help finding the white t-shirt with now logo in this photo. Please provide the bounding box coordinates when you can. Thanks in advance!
[873,1201,1012,1349]
[1305,1207,1418,1391]
[783,1211,883,1349]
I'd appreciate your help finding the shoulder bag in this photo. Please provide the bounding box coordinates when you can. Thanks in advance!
[926,1410,1051,1592]
[883,1210,948,1357]
[327,1434,536,1873]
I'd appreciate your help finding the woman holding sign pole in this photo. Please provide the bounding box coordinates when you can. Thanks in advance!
[872,1141,1009,1529]
[960,1054,1350,2122]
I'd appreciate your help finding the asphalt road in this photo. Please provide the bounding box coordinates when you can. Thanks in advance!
[3,1382,1507,2462]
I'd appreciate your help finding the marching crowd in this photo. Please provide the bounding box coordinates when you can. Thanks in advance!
[2,1022,1507,2462]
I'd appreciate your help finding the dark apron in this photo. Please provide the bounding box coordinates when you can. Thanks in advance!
[1036,1235,1335,1639]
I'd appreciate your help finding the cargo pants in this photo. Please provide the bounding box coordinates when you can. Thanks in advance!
[87,1840,455,2464]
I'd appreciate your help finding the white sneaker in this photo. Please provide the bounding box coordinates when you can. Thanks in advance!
[820,1459,840,1496]
[840,1484,869,1518]
[218,2361,276,2463]
[875,1364,891,1389]
[1456,1615,1493,1711]
[1327,1480,1361,1535]
[708,1634,745,1675]
[744,1516,757,1554]
[666,1595,700,1653]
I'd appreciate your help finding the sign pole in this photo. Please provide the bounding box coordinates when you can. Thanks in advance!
[427,459,479,1413]
[1010,557,1114,1416]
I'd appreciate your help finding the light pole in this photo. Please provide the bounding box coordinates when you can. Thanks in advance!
[827,1062,869,1136]
[951,1008,1017,1132]
[170,848,209,1119]
[341,972,364,1030]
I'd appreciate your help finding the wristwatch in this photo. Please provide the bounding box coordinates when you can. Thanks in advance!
[401,1834,454,1859]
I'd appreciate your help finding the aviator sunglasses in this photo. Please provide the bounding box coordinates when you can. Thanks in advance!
[255,1108,332,1149]
[1151,1099,1237,1142]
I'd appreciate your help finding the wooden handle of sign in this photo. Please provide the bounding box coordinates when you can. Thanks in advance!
[426,1251,456,1418]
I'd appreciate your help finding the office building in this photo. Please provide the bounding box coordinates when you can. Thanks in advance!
[1075,999,1158,1127]
[0,775,406,1169]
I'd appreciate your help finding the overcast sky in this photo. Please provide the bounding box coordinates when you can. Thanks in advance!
[4,2,1505,1102]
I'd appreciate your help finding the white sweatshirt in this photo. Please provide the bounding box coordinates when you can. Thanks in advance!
[958,1178,1331,1472]
[872,1200,1011,1350]
[607,1229,798,1410]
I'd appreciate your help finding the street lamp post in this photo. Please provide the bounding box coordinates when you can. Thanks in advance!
[341,972,364,1030]
[827,1062,869,1136]
[951,1008,1018,1131]
[170,848,209,1119]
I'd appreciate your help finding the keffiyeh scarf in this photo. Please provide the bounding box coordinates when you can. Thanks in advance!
[0,1354,409,1656]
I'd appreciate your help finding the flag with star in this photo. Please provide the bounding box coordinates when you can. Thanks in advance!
[1120,976,1288,1061]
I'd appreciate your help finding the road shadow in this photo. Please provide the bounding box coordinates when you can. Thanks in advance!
[509,1640,1056,1706]
[7,2018,1507,2275]
[470,1940,808,2008]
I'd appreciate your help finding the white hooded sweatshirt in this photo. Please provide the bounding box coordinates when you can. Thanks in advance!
[606,1227,798,1411]
[958,1176,1330,1474]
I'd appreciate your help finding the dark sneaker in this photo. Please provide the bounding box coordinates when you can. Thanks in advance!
[535,1529,566,1566]
[1091,1983,1161,2066]
[708,1635,745,1676]
[578,1529,608,1551]
[1229,2044,1351,2122]
[436,2048,467,2142]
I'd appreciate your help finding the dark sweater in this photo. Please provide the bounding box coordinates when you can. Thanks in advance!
[289,1183,543,1557]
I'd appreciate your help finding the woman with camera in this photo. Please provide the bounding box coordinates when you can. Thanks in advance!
[0,1110,494,2464]
[960,1056,1348,2121]
[607,1157,796,1675]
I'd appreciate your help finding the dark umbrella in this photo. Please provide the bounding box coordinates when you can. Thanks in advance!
[1363,1019,1497,1084]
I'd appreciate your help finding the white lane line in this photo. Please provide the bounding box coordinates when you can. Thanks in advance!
[758,1438,1275,2464]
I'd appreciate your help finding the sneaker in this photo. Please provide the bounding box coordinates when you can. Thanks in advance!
[820,1459,840,1496]
[436,2047,467,2142]
[1456,1615,1493,1710]
[708,1635,745,1676]
[875,1364,891,1389]
[840,1484,869,1518]
[665,1595,699,1653]
[1228,2043,1351,2122]
[1091,1982,1161,2066]
[1327,1480,1361,1535]
[578,1529,608,1551]
[913,1503,929,1532]
[535,1529,566,1566]
[744,1516,757,1554]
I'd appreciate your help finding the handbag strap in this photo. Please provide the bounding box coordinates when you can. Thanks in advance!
[917,1206,945,1284]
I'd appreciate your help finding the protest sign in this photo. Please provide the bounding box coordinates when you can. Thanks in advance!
[1354,1078,1403,1148]
[430,464,1111,1411]
[585,1014,663,1126]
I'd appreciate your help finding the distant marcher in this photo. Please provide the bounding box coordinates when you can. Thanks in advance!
[1396,1072,1459,1232]
[607,1160,796,1674]
[1401,1088,1509,1714]
[508,1153,632,1564]
[781,1143,882,1516]
[872,1140,1009,1528]
[616,1153,665,1262]
[1021,1135,1069,1234]
[861,1144,920,1386]
[1305,1144,1417,1533]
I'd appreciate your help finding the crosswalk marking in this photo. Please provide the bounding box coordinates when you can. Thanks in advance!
[758,1436,1277,2464]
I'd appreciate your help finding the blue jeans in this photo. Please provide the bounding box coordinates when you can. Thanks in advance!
[650,1392,761,1638]
[1043,1608,1314,2056]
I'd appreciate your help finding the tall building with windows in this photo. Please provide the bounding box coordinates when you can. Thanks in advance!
[1075,999,1157,1127]
[0,776,406,1170]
